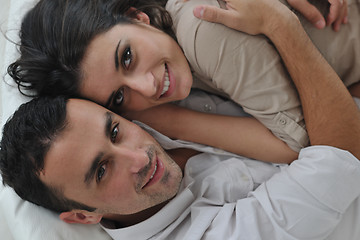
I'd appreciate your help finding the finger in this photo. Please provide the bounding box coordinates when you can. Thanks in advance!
[327,0,342,26]
[342,0,348,24]
[193,5,235,25]
[332,0,347,31]
[286,0,325,29]
[342,16,348,24]
[332,18,341,32]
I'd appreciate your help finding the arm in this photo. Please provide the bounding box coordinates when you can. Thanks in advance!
[125,104,297,163]
[263,2,360,156]
[193,0,360,157]
[208,3,360,237]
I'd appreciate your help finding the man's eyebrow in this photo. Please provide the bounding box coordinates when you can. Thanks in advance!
[83,112,113,186]
[84,152,105,186]
[114,40,121,71]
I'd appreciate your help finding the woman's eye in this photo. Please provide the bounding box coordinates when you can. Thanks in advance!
[97,164,106,182]
[114,88,124,106]
[111,124,119,143]
[121,47,132,70]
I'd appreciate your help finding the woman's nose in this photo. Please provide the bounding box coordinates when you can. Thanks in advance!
[127,72,157,98]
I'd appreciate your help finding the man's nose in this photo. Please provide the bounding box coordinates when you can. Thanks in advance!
[120,148,151,174]
[126,72,157,98]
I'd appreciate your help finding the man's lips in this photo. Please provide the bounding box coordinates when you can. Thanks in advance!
[142,157,164,189]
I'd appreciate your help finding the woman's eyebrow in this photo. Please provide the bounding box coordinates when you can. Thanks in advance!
[114,40,122,70]
[105,92,115,109]
[104,112,113,138]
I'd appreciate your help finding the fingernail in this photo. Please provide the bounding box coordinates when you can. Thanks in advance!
[343,16,348,24]
[194,7,204,18]
[315,20,325,29]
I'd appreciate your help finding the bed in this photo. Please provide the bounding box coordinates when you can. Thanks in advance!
[1,0,360,240]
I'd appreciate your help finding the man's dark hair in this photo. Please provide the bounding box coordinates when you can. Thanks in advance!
[0,96,95,213]
[8,0,173,98]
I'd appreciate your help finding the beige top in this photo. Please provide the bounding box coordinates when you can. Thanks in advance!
[166,0,360,151]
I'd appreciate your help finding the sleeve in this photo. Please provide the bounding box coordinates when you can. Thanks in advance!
[247,146,360,239]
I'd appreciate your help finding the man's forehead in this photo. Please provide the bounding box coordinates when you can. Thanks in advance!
[67,98,105,115]
[41,100,107,182]
[66,99,110,129]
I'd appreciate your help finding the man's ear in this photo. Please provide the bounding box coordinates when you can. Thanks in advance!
[59,210,103,224]
[127,7,150,25]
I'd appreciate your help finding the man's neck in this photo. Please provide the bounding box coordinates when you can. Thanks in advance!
[166,148,200,171]
[103,200,170,228]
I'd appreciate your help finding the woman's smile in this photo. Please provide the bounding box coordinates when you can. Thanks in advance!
[159,63,176,99]
[80,22,193,113]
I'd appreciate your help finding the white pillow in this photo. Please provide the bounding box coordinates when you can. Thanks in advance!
[0,186,111,240]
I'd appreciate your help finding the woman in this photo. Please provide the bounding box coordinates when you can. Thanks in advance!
[8,0,359,162]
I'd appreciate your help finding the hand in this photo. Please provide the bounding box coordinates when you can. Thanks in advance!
[191,0,295,36]
[287,0,348,31]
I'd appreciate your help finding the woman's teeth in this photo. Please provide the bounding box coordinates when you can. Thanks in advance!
[161,67,170,96]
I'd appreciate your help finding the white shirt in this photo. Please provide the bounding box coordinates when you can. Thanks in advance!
[102,124,360,240]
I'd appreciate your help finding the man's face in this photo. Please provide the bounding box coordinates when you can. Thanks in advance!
[40,99,182,216]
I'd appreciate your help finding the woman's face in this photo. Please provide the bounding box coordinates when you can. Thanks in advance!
[80,21,193,113]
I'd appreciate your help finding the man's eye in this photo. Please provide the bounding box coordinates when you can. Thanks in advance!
[111,124,119,143]
[96,164,106,183]
[121,46,132,70]
[114,88,124,106]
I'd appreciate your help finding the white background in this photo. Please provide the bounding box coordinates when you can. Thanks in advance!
[0,0,11,126]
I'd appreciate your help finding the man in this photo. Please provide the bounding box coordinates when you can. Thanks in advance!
[1,0,360,239]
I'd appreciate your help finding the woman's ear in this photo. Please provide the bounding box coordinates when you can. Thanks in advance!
[59,210,103,225]
[127,7,150,25]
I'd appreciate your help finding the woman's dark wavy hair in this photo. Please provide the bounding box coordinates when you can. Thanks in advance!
[8,0,173,98]
[0,96,95,213]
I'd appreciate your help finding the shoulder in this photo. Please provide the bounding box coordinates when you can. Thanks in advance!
[166,0,267,75]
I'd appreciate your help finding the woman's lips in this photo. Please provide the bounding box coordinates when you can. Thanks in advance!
[160,64,175,98]
[160,65,170,96]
